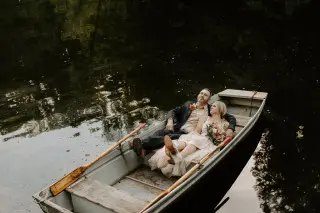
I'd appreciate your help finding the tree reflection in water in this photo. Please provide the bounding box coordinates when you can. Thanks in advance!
[1,74,165,142]
[252,121,320,212]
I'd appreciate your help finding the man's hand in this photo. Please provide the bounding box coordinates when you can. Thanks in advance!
[166,118,174,131]
[226,129,234,138]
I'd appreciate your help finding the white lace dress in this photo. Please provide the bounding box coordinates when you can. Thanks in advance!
[148,118,228,177]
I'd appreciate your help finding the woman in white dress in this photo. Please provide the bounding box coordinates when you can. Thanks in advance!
[148,101,229,177]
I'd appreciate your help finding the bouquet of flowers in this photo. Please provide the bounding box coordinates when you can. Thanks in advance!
[206,123,224,146]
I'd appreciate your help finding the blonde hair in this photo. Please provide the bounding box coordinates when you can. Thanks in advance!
[213,100,227,117]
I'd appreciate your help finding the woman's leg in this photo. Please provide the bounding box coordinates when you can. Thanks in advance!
[176,140,187,151]
[164,136,187,164]
[180,144,197,158]
[164,136,186,153]
[157,154,170,168]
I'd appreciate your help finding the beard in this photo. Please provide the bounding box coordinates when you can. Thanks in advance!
[198,98,206,105]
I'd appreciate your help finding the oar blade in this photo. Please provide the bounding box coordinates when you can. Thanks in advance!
[50,166,86,196]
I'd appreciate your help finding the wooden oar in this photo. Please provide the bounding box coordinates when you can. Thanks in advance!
[140,137,232,213]
[50,123,146,196]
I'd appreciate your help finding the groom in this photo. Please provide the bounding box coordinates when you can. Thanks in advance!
[132,88,236,156]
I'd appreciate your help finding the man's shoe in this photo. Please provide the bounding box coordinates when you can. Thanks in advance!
[164,135,177,154]
[132,138,145,157]
[164,135,178,164]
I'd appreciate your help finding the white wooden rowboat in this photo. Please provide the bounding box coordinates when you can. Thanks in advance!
[32,89,268,213]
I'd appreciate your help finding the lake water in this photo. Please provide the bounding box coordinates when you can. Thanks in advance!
[0,0,319,212]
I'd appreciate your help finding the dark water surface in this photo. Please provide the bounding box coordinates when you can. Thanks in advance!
[0,0,319,212]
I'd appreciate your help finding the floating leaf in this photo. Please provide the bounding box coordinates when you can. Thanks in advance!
[296,130,304,139]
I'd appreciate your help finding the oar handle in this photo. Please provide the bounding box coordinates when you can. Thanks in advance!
[222,136,232,146]
[85,123,146,168]
[140,136,232,213]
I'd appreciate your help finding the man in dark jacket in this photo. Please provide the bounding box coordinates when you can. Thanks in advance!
[132,88,236,156]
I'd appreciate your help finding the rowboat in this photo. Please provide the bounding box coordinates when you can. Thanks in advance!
[32,89,268,213]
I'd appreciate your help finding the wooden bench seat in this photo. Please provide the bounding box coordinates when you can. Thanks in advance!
[67,178,148,213]
[218,89,268,100]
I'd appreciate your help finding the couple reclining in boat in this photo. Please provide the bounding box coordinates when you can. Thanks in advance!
[149,100,230,177]
[131,88,236,177]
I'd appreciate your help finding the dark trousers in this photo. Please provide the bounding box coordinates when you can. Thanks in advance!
[141,129,186,150]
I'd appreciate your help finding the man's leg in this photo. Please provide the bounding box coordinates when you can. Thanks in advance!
[141,129,170,150]
[131,129,167,156]
[132,129,183,156]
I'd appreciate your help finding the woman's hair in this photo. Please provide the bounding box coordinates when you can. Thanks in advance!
[213,100,227,117]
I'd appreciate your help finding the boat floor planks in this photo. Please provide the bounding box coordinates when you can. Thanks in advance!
[125,166,177,190]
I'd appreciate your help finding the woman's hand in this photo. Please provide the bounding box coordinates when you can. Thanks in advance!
[195,117,206,134]
[225,129,233,138]
[166,118,174,131]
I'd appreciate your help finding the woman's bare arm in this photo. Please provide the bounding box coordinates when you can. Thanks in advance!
[222,122,230,135]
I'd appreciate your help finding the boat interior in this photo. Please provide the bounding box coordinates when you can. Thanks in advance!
[36,89,267,213]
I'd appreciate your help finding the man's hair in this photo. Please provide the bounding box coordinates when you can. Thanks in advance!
[202,88,212,97]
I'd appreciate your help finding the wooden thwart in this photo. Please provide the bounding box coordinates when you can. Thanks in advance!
[218,89,267,100]
[67,178,147,213]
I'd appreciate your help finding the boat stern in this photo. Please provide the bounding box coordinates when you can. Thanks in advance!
[32,186,74,213]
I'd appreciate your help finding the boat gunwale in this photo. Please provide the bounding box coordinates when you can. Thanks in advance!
[36,199,74,213]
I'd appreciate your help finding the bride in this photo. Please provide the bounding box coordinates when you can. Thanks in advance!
[148,101,230,177]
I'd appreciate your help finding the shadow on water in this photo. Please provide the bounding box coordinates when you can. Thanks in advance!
[0,0,320,212]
